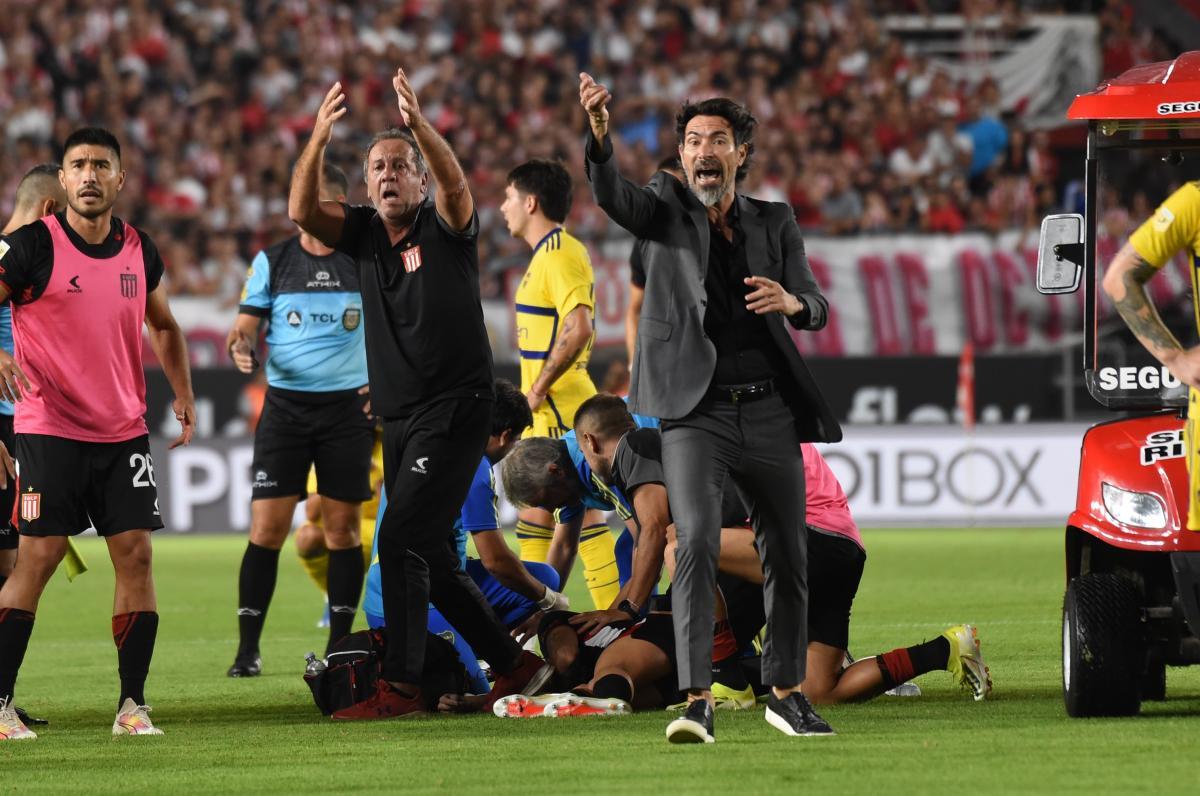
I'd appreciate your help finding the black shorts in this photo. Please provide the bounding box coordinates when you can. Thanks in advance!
[0,414,15,550]
[538,610,637,690]
[806,527,866,650]
[251,386,374,502]
[716,528,865,652]
[14,433,163,537]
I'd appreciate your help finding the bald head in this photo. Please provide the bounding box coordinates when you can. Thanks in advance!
[5,164,67,233]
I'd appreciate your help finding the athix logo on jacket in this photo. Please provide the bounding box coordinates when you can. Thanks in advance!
[305,269,342,288]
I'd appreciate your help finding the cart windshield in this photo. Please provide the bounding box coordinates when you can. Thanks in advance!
[1090,121,1200,409]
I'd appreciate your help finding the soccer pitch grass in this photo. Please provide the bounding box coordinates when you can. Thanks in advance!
[3,529,1199,794]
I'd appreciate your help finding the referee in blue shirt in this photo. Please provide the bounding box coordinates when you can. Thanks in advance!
[226,162,374,676]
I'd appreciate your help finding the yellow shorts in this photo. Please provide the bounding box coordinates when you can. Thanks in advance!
[523,394,589,439]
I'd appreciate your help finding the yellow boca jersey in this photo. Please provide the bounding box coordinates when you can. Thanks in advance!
[1129,181,1200,331]
[514,227,597,431]
[1129,182,1200,530]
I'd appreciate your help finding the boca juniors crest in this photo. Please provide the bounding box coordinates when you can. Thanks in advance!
[401,245,423,273]
[20,491,40,521]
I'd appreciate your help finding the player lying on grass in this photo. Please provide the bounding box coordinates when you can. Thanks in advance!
[361,379,566,699]
[494,395,991,727]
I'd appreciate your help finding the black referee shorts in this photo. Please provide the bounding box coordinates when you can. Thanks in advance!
[251,386,374,503]
[0,414,15,550]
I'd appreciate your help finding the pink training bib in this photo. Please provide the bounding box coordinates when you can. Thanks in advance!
[12,215,149,442]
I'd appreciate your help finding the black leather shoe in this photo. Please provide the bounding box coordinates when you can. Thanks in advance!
[665,698,715,744]
[227,654,262,678]
[15,706,48,726]
[765,691,835,736]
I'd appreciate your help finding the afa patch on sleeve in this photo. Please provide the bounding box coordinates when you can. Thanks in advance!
[1153,206,1176,233]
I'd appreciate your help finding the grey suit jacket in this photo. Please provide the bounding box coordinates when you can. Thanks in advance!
[585,134,842,443]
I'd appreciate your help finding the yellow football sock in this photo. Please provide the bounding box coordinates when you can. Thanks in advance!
[296,545,329,594]
[516,519,553,563]
[579,524,619,609]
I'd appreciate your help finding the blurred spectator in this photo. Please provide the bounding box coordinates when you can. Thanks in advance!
[960,97,1009,180]
[923,188,967,233]
[0,0,1154,304]
[821,171,864,235]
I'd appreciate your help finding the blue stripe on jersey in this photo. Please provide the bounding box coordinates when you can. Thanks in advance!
[514,303,558,317]
[531,227,562,257]
[515,303,559,359]
[0,305,12,415]
[242,248,368,391]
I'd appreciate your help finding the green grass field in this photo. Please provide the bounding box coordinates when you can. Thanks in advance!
[3,528,1199,793]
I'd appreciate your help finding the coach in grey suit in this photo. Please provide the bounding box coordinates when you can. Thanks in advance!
[579,74,842,742]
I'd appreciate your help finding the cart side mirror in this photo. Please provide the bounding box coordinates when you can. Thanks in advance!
[1036,213,1084,294]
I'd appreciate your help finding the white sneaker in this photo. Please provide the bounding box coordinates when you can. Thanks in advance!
[0,697,36,741]
[112,697,164,736]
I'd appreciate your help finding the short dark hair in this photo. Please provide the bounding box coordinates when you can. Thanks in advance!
[506,159,573,224]
[675,98,757,181]
[62,127,122,163]
[362,128,426,181]
[321,161,349,197]
[14,164,64,212]
[493,378,533,437]
[573,393,636,441]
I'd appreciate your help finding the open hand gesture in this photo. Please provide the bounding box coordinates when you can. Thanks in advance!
[313,82,347,146]
[578,72,611,139]
[393,68,423,128]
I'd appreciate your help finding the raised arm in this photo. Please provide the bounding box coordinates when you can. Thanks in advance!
[393,68,474,232]
[289,82,348,247]
[579,73,658,236]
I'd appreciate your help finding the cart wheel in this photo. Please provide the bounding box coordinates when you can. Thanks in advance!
[1062,573,1142,718]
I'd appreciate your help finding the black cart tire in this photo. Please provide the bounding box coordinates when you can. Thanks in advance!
[1062,573,1142,718]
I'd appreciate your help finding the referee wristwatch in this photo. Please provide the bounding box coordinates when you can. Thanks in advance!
[617,599,640,619]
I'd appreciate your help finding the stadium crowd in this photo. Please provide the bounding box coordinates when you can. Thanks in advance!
[0,0,1171,299]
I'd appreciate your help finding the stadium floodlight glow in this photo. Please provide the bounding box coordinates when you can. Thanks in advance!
[1100,482,1167,529]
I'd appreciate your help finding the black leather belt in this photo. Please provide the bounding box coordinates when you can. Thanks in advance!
[705,379,775,404]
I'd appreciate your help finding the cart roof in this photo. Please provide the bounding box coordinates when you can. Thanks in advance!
[1070,51,1200,120]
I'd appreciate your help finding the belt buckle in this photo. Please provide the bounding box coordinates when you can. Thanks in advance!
[729,388,741,404]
